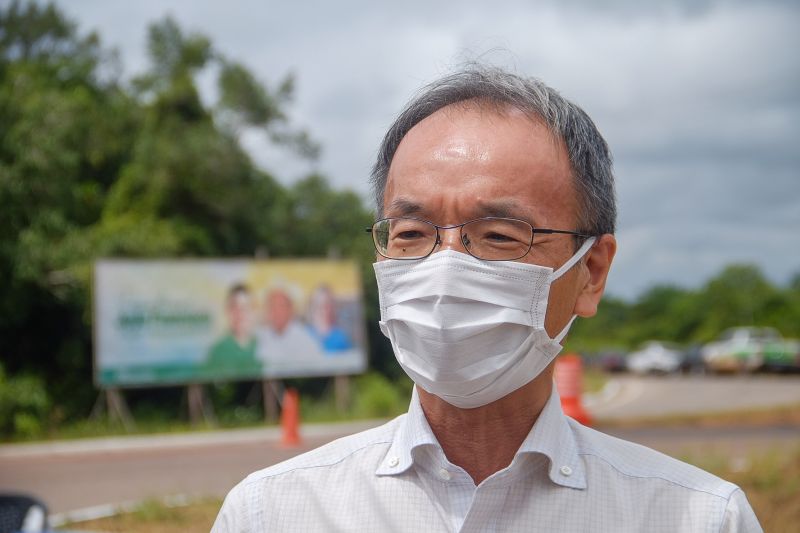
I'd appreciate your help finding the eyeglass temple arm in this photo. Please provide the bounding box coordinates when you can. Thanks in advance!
[534,228,591,238]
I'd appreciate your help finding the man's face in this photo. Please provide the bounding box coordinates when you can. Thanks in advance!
[228,291,253,338]
[267,291,294,334]
[310,288,336,332]
[383,102,589,337]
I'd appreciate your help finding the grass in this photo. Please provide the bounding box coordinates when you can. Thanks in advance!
[63,497,223,533]
[682,446,800,532]
[598,401,800,429]
[582,367,608,394]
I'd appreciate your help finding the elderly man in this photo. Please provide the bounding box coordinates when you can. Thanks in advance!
[213,66,761,532]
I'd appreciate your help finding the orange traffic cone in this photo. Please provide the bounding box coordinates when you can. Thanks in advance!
[554,353,592,426]
[280,388,302,447]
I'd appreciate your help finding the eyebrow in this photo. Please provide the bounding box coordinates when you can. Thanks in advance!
[385,198,424,217]
[473,199,534,222]
[384,197,536,225]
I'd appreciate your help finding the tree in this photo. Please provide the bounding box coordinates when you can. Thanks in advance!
[0,1,139,417]
[694,264,777,341]
[0,3,347,426]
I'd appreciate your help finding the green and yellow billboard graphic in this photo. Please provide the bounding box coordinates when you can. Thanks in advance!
[94,259,367,387]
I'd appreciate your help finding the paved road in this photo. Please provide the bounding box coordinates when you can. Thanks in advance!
[0,375,798,521]
[586,373,800,420]
[0,421,382,518]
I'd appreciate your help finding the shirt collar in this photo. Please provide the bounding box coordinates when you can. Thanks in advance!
[376,384,587,490]
[375,386,436,476]
[514,385,587,489]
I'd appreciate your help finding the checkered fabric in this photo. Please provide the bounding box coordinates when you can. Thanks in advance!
[213,388,762,532]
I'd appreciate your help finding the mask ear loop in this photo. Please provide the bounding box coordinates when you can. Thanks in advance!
[549,237,597,282]
[548,236,597,343]
[554,315,578,343]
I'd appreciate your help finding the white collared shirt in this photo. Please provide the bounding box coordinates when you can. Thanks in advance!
[213,388,762,532]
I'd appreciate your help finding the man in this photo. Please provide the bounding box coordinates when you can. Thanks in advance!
[256,286,320,369]
[206,283,262,378]
[213,66,761,532]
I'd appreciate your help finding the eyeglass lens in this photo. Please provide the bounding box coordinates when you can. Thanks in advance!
[373,218,533,260]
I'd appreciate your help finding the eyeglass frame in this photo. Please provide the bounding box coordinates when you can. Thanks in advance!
[365,216,593,261]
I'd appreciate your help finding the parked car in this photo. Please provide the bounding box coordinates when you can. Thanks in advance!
[762,338,800,372]
[679,343,707,374]
[596,349,628,373]
[627,341,683,375]
[701,327,797,373]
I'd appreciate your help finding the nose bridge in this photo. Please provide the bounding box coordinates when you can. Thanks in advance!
[435,223,469,253]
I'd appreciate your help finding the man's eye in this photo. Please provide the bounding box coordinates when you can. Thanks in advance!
[484,232,517,243]
[393,230,426,240]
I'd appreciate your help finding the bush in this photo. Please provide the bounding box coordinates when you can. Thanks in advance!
[353,372,410,418]
[0,363,50,439]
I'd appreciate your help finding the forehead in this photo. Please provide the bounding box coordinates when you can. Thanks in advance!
[269,291,291,304]
[230,291,251,306]
[384,102,576,227]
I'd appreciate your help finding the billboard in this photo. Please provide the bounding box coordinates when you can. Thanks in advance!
[94,259,367,387]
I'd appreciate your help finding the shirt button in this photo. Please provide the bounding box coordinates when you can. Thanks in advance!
[438,468,452,481]
[387,456,399,467]
[560,465,573,476]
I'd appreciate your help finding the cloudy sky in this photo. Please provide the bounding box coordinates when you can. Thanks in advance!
[54,0,800,300]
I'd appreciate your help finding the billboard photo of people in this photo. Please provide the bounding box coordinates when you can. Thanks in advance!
[94,259,367,387]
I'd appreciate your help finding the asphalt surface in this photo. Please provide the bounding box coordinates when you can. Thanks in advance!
[0,374,798,523]
[586,373,800,420]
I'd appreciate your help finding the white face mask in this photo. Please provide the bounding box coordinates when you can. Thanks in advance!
[373,238,596,409]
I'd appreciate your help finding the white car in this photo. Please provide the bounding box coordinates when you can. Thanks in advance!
[627,341,683,375]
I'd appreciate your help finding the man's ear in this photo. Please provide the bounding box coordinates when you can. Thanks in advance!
[573,234,616,318]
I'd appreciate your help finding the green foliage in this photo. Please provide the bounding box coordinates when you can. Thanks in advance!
[0,363,49,439]
[0,2,380,437]
[218,61,287,127]
[568,263,800,353]
[353,372,411,418]
[694,265,775,340]
[296,373,410,423]
[147,17,211,80]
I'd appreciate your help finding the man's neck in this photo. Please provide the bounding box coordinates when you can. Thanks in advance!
[417,369,554,485]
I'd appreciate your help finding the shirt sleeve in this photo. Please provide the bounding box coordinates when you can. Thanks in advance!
[212,481,249,533]
[719,488,763,533]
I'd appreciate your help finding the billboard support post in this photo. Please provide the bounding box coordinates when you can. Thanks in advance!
[90,388,135,431]
[334,375,350,413]
[326,246,350,414]
[262,379,280,422]
[187,384,215,426]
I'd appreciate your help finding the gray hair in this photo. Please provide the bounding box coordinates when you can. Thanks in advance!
[369,65,616,236]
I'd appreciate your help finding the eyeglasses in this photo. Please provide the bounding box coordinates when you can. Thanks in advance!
[365,217,592,261]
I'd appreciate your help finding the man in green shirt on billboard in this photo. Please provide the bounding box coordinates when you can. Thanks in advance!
[206,283,262,378]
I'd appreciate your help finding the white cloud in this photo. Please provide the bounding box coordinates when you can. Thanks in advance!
[53,0,800,298]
